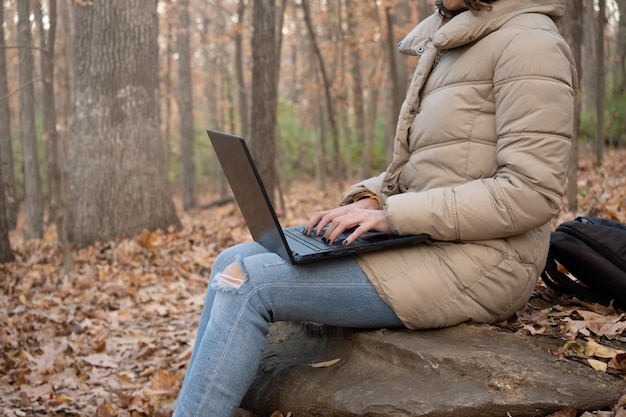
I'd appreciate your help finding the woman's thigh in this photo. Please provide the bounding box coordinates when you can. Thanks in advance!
[212,245,404,329]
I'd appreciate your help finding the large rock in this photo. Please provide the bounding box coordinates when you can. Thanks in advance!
[242,321,625,417]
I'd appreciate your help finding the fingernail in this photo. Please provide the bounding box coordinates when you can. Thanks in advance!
[342,239,349,246]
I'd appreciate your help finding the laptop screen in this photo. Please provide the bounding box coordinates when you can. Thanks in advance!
[207,130,293,262]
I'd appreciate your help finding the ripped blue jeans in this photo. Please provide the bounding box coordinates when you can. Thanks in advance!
[173,242,404,417]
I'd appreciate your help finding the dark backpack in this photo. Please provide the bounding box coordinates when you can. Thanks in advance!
[540,216,626,310]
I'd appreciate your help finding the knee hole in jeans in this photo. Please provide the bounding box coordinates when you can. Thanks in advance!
[214,262,246,289]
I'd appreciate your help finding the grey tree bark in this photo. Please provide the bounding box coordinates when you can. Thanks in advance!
[0,1,16,230]
[57,0,74,134]
[559,0,583,212]
[0,155,12,262]
[581,0,597,112]
[301,0,343,189]
[35,0,56,220]
[308,35,328,190]
[68,0,180,246]
[177,0,197,211]
[56,0,73,215]
[346,0,368,178]
[35,0,73,272]
[163,0,174,158]
[595,0,605,164]
[235,0,249,138]
[18,0,44,239]
[384,6,403,164]
[616,0,626,93]
[250,0,280,203]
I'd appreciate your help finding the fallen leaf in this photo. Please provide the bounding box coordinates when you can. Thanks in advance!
[609,353,626,372]
[587,358,608,372]
[97,403,115,417]
[585,340,625,359]
[82,354,119,369]
[19,383,54,400]
[52,394,73,404]
[309,358,341,368]
[117,374,141,390]
[150,369,179,391]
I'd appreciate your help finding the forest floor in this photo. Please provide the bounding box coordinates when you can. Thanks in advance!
[1,146,625,417]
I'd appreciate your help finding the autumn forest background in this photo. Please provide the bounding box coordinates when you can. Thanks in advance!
[0,0,626,416]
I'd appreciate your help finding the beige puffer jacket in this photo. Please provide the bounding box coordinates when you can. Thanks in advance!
[340,0,576,329]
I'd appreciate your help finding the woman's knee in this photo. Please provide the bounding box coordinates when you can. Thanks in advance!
[212,242,267,273]
[214,261,246,289]
[211,249,286,294]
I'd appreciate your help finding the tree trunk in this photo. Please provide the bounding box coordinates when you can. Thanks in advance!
[384,6,404,165]
[235,0,249,138]
[0,156,12,262]
[363,48,385,177]
[333,1,351,178]
[616,0,626,148]
[315,65,328,190]
[272,0,288,214]
[346,0,368,179]
[163,0,174,156]
[301,0,343,189]
[559,0,583,212]
[616,0,626,94]
[68,0,180,246]
[56,0,73,217]
[0,1,13,257]
[250,0,279,203]
[35,0,74,272]
[417,0,434,22]
[18,0,44,239]
[595,0,605,164]
[58,0,74,134]
[34,1,53,219]
[308,36,327,190]
[177,0,196,211]
[198,11,228,198]
[582,0,596,112]
[0,1,17,230]
[392,1,411,103]
[289,5,300,105]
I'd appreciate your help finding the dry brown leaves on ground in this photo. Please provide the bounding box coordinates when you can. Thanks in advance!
[1,181,339,416]
[1,147,625,416]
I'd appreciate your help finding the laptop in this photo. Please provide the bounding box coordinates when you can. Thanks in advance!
[207,129,430,264]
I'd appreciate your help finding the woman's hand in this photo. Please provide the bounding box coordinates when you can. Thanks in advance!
[304,198,392,245]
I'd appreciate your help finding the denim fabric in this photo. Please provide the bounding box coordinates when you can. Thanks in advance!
[173,242,404,417]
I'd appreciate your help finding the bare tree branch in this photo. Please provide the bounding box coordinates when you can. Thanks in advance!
[0,45,46,51]
[0,78,42,102]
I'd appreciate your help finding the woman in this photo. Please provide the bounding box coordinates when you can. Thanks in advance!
[174,0,576,415]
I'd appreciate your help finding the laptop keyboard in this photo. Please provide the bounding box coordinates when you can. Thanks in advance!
[284,226,361,250]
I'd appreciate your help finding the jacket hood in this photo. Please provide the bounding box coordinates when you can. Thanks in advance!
[398,0,566,53]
